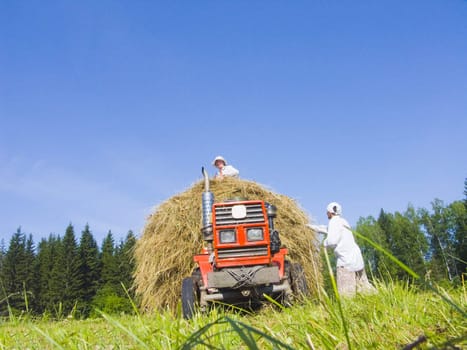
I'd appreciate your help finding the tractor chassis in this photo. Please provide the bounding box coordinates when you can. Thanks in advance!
[195,265,293,312]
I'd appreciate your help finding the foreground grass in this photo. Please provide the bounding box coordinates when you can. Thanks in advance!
[0,282,465,349]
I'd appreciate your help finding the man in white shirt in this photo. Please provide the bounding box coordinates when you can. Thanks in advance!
[322,202,375,297]
[212,156,239,179]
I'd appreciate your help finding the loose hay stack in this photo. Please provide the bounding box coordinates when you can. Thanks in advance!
[134,177,322,312]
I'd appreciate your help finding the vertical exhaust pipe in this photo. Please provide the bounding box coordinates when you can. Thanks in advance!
[202,166,210,193]
[201,167,214,245]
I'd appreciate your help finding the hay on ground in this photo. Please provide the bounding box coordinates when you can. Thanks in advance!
[134,177,322,312]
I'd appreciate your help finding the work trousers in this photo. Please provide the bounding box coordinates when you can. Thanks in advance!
[336,266,376,297]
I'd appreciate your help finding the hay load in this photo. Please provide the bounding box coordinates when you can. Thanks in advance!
[134,177,322,312]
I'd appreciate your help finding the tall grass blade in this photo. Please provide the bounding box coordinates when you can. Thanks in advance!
[352,229,467,318]
[121,282,140,316]
[223,316,296,350]
[180,316,296,350]
[0,280,15,322]
[33,326,65,350]
[352,229,420,279]
[263,293,286,310]
[439,334,467,349]
[211,301,254,316]
[53,302,63,320]
[306,333,316,350]
[425,283,467,318]
[180,317,225,349]
[224,317,259,350]
[322,247,352,350]
[22,282,29,314]
[446,253,467,266]
[96,310,150,349]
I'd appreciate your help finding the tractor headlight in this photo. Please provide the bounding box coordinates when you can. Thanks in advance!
[247,228,264,241]
[219,230,236,243]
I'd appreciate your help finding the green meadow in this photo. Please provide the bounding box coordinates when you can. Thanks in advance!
[1,281,465,349]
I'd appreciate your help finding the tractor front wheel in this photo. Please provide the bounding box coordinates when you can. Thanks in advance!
[289,263,309,298]
[181,277,197,319]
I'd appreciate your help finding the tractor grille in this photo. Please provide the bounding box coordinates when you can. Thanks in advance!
[214,203,265,226]
[217,245,268,259]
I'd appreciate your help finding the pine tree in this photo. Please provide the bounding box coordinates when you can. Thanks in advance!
[24,234,38,312]
[77,224,100,317]
[91,230,135,315]
[36,236,51,313]
[36,234,63,314]
[50,237,67,313]
[464,178,467,207]
[99,231,119,288]
[0,239,5,280]
[60,224,81,314]
[117,230,136,296]
[457,178,467,274]
[1,228,28,312]
[0,238,9,315]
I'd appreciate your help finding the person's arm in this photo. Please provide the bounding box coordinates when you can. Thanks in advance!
[323,219,340,248]
[309,224,328,245]
[309,224,327,234]
[222,165,239,177]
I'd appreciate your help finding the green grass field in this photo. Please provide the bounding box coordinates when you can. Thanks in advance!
[1,282,465,349]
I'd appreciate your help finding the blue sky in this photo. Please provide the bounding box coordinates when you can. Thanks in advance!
[1,1,466,245]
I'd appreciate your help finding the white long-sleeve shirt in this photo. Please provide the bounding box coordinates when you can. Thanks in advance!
[323,215,364,271]
[216,165,239,178]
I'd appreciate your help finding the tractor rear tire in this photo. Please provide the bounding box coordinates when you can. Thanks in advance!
[181,277,197,319]
[289,263,309,298]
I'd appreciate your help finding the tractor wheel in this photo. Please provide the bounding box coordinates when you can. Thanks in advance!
[289,263,309,298]
[181,277,197,319]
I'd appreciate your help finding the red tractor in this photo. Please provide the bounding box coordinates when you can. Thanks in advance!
[181,168,308,319]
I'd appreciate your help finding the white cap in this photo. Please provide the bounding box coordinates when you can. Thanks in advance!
[212,155,227,166]
[326,202,342,216]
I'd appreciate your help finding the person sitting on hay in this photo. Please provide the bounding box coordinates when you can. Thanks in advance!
[212,155,239,179]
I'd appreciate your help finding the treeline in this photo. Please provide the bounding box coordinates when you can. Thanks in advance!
[356,179,467,284]
[0,224,136,318]
[1,181,465,319]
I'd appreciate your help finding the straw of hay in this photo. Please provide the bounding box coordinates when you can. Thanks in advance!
[134,177,322,312]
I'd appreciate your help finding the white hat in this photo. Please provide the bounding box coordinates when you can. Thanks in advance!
[326,202,342,215]
[212,155,227,166]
